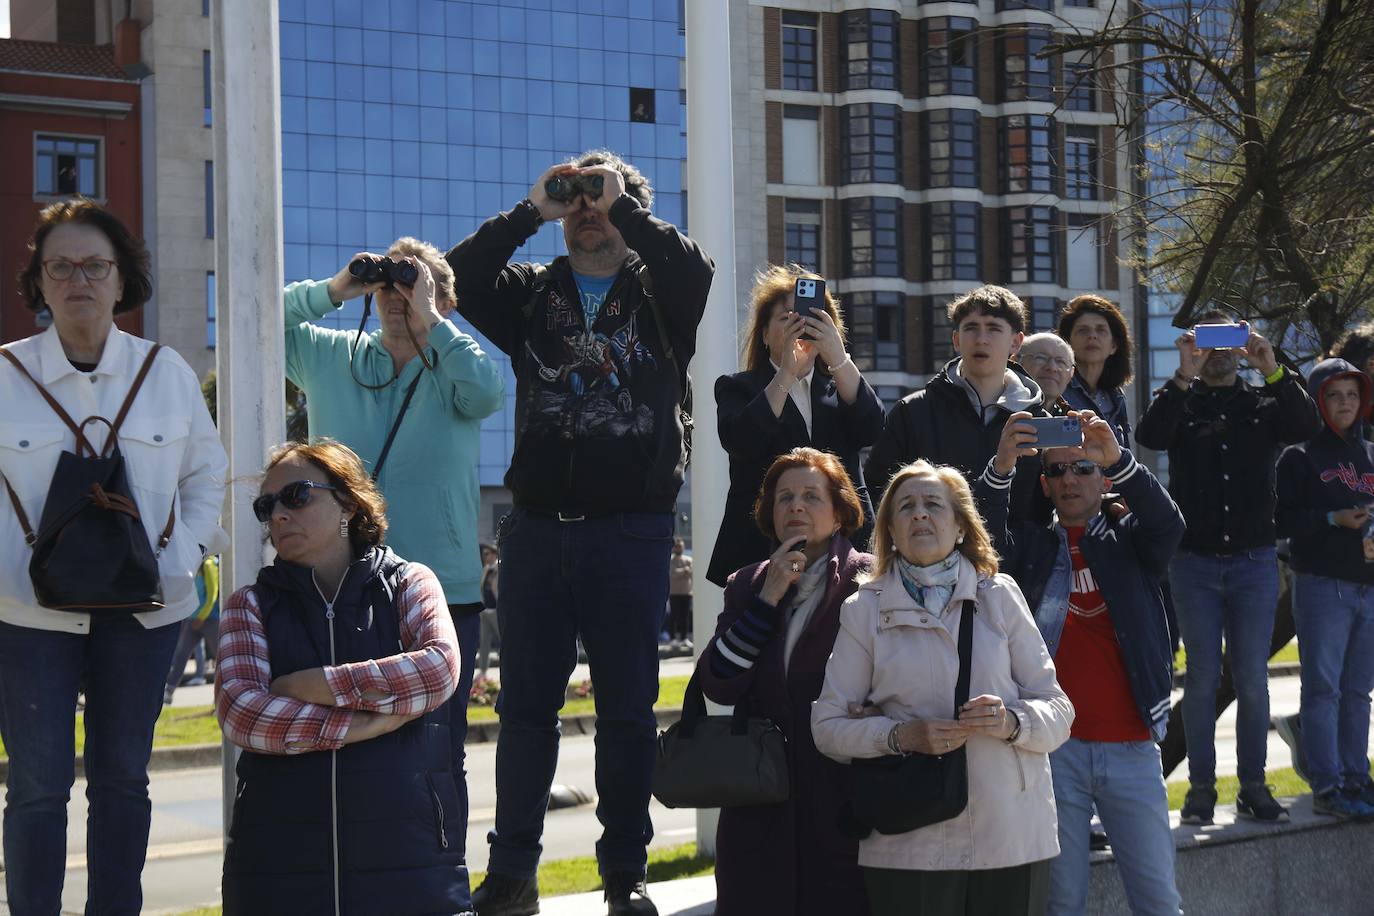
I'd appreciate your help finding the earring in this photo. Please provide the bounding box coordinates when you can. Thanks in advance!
[956,533,965,545]
[339,517,349,538]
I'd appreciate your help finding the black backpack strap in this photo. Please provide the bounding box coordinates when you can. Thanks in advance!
[371,372,423,482]
[634,263,674,365]
[954,599,976,709]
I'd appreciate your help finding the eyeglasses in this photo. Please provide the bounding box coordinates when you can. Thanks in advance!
[252,480,339,523]
[42,258,116,282]
[1021,353,1074,372]
[1043,460,1099,479]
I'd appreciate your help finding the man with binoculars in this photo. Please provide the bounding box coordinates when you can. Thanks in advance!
[281,237,506,911]
[447,151,714,916]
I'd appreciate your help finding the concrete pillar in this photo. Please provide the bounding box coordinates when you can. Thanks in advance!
[685,0,740,859]
[211,0,285,832]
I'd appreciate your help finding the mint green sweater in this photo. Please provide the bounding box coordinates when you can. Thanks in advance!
[284,279,504,604]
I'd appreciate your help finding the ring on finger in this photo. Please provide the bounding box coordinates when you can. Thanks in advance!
[790,561,800,572]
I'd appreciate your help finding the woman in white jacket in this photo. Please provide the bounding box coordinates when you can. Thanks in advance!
[0,200,228,915]
[812,459,1072,916]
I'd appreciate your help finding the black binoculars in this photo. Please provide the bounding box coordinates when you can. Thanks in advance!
[349,256,418,288]
[544,173,604,203]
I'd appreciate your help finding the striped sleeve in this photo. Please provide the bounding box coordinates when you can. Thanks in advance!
[979,458,1015,491]
[322,562,461,716]
[216,586,353,755]
[708,594,782,679]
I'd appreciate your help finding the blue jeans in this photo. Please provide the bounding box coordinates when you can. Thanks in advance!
[1048,738,1181,916]
[1169,547,1279,786]
[488,509,672,878]
[0,615,180,916]
[1292,574,1374,795]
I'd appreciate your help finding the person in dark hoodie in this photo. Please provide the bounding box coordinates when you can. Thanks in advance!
[1275,358,1374,819]
[865,285,1046,521]
[216,440,470,914]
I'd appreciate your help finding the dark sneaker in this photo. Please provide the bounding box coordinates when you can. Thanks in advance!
[472,872,539,916]
[1274,713,1310,785]
[1342,781,1374,809]
[1313,788,1374,819]
[1180,785,1217,825]
[1236,784,1290,823]
[604,873,658,916]
[1089,828,1110,851]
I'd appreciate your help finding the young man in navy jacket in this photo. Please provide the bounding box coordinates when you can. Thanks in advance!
[980,410,1184,916]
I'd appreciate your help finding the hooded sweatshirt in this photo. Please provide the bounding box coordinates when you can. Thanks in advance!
[1275,358,1374,585]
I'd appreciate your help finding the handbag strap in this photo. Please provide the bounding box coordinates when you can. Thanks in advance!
[954,599,976,709]
[371,371,423,482]
[677,669,757,737]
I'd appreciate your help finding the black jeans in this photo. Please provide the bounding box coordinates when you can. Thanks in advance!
[864,859,1051,916]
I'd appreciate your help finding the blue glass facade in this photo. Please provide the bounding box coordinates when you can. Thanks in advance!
[278,0,686,486]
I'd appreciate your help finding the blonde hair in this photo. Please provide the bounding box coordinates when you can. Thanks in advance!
[740,263,846,371]
[868,461,999,580]
[387,236,456,307]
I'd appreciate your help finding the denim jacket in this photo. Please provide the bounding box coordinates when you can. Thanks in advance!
[978,450,1184,740]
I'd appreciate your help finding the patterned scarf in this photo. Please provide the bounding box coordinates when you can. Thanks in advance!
[896,551,962,617]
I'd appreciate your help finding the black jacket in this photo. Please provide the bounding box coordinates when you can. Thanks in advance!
[223,547,468,916]
[980,450,1183,740]
[706,365,885,586]
[1276,359,1374,585]
[1063,373,1132,447]
[864,358,1046,521]
[1135,369,1320,553]
[448,195,714,515]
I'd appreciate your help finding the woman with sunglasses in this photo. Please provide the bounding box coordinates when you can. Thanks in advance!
[0,200,228,914]
[216,440,470,914]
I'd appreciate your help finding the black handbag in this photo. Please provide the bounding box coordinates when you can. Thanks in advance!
[651,672,789,809]
[1,346,174,613]
[846,599,976,836]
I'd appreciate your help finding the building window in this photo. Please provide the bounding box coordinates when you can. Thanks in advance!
[1065,127,1098,200]
[782,11,819,91]
[842,9,899,91]
[1026,296,1060,332]
[205,161,215,238]
[848,291,904,372]
[1004,206,1058,284]
[926,201,981,281]
[203,0,210,14]
[923,109,979,189]
[206,271,217,349]
[928,297,955,369]
[841,103,901,184]
[1001,114,1054,194]
[784,198,822,271]
[844,197,902,278]
[630,87,656,122]
[34,135,100,197]
[1063,0,1096,6]
[997,0,1052,9]
[203,50,213,127]
[1063,60,1096,111]
[920,17,977,98]
[1000,28,1053,103]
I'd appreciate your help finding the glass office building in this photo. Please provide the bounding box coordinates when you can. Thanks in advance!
[278,0,687,497]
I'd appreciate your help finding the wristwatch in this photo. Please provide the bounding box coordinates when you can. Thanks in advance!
[516,197,545,228]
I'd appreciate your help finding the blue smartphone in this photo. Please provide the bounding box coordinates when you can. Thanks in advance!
[1193,323,1249,349]
[793,277,826,320]
[1025,416,1083,448]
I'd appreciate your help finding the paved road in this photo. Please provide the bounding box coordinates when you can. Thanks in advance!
[1,671,1362,914]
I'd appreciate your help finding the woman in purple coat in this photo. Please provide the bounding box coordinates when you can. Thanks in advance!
[697,446,873,915]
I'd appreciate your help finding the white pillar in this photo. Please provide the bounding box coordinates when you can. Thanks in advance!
[685,0,739,859]
[212,0,286,833]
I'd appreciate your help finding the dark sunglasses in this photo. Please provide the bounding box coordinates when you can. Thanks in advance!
[252,480,339,523]
[1044,460,1099,479]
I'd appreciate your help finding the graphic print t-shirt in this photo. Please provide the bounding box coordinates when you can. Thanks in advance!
[572,270,615,328]
[1056,526,1149,742]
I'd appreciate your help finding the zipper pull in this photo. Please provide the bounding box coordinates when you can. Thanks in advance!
[325,602,335,620]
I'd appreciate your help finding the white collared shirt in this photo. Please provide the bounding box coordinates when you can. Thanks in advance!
[770,360,814,437]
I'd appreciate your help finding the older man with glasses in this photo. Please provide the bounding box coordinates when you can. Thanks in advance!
[1018,332,1076,410]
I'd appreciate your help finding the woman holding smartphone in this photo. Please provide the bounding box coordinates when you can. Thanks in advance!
[697,448,874,915]
[707,265,885,586]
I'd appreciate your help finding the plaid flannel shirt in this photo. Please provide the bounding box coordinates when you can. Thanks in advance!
[216,562,459,755]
